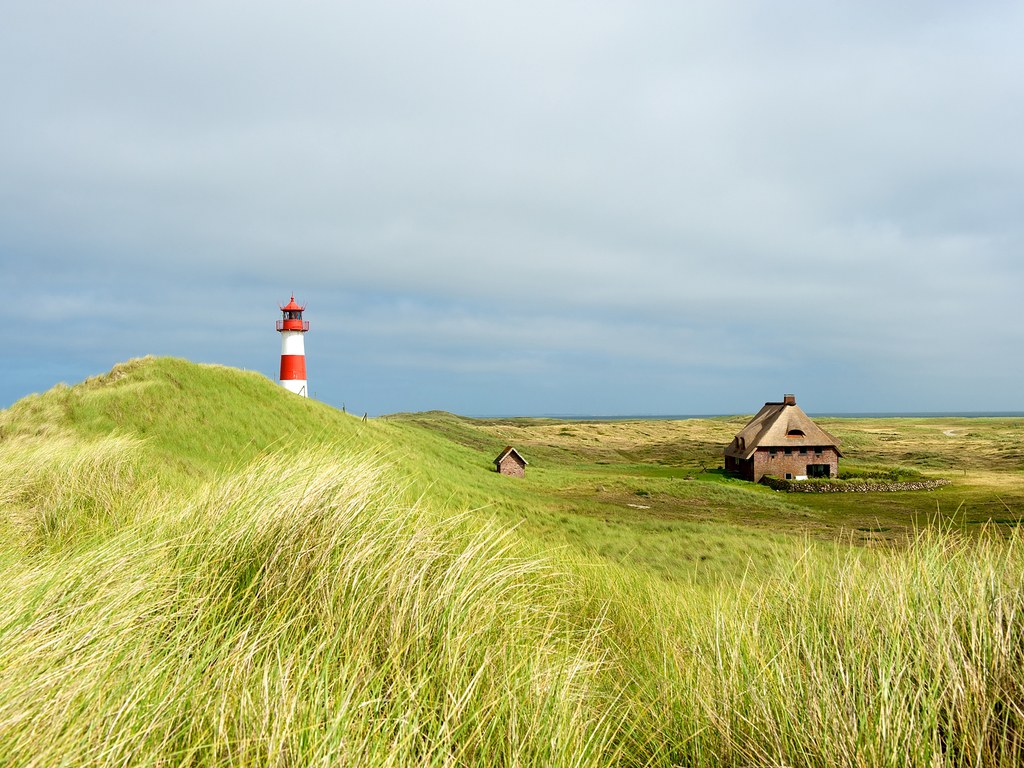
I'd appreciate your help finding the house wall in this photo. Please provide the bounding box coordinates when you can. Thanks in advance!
[753,447,839,482]
[725,454,755,481]
[497,455,526,477]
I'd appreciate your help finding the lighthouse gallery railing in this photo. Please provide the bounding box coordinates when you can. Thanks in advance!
[276,320,310,331]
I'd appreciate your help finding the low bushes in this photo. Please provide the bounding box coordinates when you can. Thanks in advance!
[761,475,952,493]
[838,466,928,482]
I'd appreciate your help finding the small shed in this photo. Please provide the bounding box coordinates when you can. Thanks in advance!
[494,446,528,478]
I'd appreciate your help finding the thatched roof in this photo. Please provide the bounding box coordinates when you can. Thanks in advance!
[494,446,528,466]
[724,396,842,460]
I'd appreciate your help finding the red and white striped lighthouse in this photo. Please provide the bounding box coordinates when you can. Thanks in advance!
[276,295,309,397]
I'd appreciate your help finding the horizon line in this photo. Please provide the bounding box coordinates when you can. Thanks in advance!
[457,410,1024,421]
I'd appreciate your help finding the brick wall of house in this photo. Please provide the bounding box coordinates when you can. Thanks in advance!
[725,454,755,481]
[497,455,526,478]
[752,447,839,482]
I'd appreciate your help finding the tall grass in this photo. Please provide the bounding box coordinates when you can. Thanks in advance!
[0,446,617,766]
[611,528,1024,767]
[3,440,1020,766]
[0,433,144,549]
[1,359,1022,766]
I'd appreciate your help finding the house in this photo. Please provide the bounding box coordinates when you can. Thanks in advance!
[724,394,842,482]
[494,446,528,478]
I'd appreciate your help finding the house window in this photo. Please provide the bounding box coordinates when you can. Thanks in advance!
[815,448,823,456]
[769,448,777,456]
[787,429,805,438]
[785,473,793,480]
[784,448,793,455]
[799,448,808,455]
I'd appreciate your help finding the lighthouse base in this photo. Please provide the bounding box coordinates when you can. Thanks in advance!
[280,379,308,397]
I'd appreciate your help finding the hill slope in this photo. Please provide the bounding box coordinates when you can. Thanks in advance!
[1,358,1022,767]
[1,356,375,476]
[2,357,814,583]
[0,358,623,765]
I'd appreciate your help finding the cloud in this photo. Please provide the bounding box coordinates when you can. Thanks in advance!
[2,1,1022,412]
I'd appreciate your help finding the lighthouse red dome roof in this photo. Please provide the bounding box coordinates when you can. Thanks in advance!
[280,295,305,312]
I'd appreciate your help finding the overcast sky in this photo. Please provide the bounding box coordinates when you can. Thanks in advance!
[2,1,1022,415]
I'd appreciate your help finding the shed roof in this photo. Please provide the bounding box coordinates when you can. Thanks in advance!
[724,398,842,460]
[494,446,528,466]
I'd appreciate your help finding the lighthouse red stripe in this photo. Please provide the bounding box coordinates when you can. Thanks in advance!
[280,355,306,380]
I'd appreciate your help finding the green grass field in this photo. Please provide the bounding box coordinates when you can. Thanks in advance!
[386,408,1024,583]
[1,357,1021,766]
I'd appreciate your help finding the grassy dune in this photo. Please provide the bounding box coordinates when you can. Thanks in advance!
[1,358,1022,766]
[0,448,615,765]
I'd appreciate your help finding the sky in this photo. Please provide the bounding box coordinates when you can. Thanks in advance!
[2,1,1022,416]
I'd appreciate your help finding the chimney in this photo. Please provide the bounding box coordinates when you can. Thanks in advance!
[783,394,796,406]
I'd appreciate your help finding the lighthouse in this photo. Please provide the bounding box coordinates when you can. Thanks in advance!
[276,295,309,397]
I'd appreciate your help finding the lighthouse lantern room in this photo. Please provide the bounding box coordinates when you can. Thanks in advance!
[276,295,309,397]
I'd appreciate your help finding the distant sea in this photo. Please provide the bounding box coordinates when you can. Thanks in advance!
[476,411,1024,421]
[812,411,1024,419]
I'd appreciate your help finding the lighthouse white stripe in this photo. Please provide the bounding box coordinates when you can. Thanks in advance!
[281,379,308,397]
[280,332,306,355]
